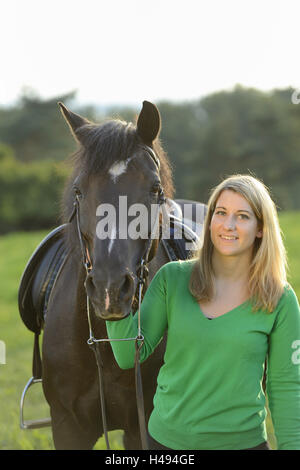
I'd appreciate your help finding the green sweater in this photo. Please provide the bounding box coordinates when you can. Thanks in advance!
[106,259,300,450]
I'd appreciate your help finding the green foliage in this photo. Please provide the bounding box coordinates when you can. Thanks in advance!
[0,146,69,233]
[0,91,74,162]
[0,89,99,163]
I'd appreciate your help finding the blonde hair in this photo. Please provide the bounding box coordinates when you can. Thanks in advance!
[189,174,288,312]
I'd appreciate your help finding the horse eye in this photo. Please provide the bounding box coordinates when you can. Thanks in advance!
[151,183,161,194]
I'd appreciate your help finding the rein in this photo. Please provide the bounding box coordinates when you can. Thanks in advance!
[72,146,165,450]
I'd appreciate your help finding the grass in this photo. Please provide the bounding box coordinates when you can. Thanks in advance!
[280,211,300,294]
[0,211,299,450]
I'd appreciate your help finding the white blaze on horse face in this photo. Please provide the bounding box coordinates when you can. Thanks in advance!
[105,288,110,310]
[108,157,133,183]
[108,223,117,254]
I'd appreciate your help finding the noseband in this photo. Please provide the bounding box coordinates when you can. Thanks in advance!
[71,145,166,450]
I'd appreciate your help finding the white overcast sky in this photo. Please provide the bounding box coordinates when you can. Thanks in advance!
[1,0,299,107]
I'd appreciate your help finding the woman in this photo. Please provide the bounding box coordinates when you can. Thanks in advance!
[106,174,300,450]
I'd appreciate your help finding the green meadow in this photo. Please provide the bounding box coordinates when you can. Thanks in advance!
[0,211,299,450]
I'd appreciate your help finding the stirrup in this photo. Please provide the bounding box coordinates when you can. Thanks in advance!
[20,377,52,429]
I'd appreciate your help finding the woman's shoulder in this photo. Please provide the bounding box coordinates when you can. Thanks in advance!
[279,284,300,306]
[157,258,197,276]
[273,284,300,320]
[160,259,196,272]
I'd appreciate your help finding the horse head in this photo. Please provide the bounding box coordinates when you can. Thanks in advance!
[59,100,174,320]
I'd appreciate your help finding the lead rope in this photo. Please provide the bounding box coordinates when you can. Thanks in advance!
[134,258,150,450]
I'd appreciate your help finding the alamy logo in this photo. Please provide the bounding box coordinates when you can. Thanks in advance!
[291,340,300,365]
[291,89,300,105]
[94,197,204,250]
[0,341,6,365]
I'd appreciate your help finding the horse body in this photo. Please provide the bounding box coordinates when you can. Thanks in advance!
[40,100,203,449]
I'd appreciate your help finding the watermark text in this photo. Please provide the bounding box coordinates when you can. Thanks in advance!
[291,89,300,104]
[292,340,300,365]
[94,198,205,250]
[0,341,6,365]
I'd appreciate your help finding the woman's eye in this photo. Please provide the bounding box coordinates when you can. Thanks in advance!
[215,210,225,216]
[238,214,249,220]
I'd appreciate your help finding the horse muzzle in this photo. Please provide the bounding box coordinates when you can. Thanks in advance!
[85,269,135,320]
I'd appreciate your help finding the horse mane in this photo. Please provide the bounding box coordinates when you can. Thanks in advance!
[61,118,175,224]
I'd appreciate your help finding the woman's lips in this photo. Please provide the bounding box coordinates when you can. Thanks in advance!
[219,235,238,240]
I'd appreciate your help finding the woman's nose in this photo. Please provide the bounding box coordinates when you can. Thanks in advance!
[223,215,236,230]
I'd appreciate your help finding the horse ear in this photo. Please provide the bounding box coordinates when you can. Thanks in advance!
[58,102,89,143]
[137,101,161,145]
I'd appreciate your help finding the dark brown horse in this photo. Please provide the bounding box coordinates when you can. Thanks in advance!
[41,101,204,449]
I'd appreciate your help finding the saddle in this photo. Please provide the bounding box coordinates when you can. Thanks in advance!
[18,225,69,334]
[18,204,200,336]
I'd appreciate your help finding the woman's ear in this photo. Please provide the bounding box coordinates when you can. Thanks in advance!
[256,227,263,238]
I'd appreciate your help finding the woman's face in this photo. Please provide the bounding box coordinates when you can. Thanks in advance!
[210,189,262,258]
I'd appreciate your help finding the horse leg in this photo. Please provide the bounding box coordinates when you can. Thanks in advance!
[43,362,102,450]
[123,429,142,450]
[42,358,102,450]
[49,402,100,450]
[43,357,101,449]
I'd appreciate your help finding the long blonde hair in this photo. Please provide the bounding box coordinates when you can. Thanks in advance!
[189,174,288,312]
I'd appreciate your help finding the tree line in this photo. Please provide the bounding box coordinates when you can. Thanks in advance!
[0,86,299,233]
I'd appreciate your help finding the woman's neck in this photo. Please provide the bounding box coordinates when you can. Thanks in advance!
[211,250,251,283]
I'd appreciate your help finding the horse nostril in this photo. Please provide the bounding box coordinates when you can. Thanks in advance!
[85,273,96,295]
[120,274,134,302]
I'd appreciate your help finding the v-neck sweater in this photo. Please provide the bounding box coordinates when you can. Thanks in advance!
[106,259,300,450]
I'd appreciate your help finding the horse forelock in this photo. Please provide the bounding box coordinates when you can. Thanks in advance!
[76,120,139,174]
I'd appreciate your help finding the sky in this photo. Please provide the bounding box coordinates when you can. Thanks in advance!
[1,0,300,108]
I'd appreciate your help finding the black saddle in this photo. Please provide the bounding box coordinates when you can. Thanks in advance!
[18,225,69,334]
[18,217,198,334]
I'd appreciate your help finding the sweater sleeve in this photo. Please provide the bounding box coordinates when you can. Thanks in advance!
[105,264,168,369]
[266,287,300,450]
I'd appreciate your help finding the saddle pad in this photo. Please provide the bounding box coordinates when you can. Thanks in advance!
[18,225,68,333]
[162,216,199,261]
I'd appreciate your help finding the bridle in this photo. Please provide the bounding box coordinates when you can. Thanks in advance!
[71,145,166,450]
